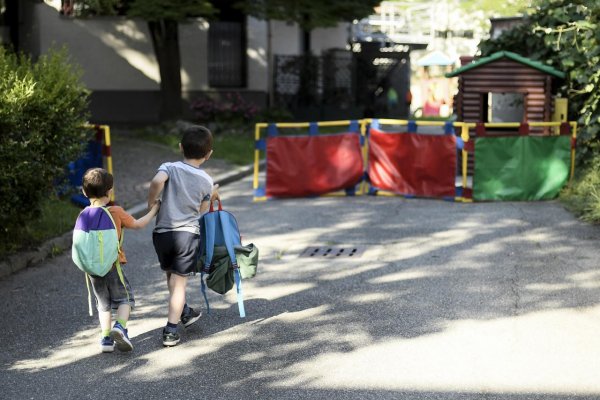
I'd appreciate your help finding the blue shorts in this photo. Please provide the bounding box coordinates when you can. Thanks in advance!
[89,266,135,312]
[152,231,200,276]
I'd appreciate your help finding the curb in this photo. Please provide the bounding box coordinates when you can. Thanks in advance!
[0,160,263,279]
[0,231,73,279]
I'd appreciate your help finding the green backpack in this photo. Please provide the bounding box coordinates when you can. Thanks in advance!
[200,243,259,295]
[72,206,127,315]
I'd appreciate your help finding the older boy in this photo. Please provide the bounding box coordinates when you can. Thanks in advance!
[148,125,219,346]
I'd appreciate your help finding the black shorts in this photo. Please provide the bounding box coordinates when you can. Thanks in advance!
[89,266,135,312]
[152,231,200,276]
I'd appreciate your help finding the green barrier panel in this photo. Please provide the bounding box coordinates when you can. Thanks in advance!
[473,135,571,201]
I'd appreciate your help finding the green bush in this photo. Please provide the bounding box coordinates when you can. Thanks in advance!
[561,158,600,223]
[0,47,90,253]
[478,0,600,165]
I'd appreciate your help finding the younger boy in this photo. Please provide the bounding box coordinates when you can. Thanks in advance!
[81,168,160,353]
[148,125,218,347]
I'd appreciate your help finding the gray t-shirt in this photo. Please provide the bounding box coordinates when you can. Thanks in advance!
[154,161,213,234]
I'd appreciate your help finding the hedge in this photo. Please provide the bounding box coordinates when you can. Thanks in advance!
[0,46,90,253]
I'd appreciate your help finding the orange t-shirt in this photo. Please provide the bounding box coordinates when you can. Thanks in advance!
[108,206,136,264]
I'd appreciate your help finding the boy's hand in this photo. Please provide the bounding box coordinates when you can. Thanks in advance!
[210,184,220,201]
[149,199,160,214]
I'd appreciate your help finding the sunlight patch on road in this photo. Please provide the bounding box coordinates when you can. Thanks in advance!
[273,305,331,323]
[526,282,573,291]
[270,305,600,395]
[319,262,386,281]
[347,292,392,304]
[569,270,600,289]
[9,329,99,372]
[389,229,474,262]
[129,324,254,380]
[369,269,442,284]
[251,283,315,301]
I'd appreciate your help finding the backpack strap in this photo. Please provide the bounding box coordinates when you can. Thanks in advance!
[103,207,130,305]
[85,274,93,316]
[83,207,130,316]
[200,211,217,314]
[218,211,245,318]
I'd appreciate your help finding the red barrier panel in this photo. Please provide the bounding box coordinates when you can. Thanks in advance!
[266,133,363,198]
[368,129,456,198]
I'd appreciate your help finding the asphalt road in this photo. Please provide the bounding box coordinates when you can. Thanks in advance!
[2,175,600,400]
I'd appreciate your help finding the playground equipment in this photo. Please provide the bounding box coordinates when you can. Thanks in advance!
[67,124,115,207]
[253,119,577,203]
[253,120,368,201]
[463,121,576,201]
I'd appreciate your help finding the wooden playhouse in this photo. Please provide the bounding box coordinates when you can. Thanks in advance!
[446,51,566,134]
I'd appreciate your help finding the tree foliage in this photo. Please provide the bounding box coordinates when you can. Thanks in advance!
[239,0,380,31]
[0,47,90,250]
[126,0,214,21]
[459,0,532,19]
[478,0,599,164]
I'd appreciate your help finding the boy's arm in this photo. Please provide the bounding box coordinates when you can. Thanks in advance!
[148,171,168,209]
[199,184,220,214]
[131,201,160,229]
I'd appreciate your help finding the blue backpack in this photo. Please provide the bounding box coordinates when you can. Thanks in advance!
[199,201,247,318]
[72,206,127,315]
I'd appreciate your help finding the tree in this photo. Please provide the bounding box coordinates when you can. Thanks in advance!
[238,0,380,106]
[240,0,380,54]
[127,0,215,121]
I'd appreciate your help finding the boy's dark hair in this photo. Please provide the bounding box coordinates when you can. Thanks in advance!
[181,125,213,159]
[82,168,113,198]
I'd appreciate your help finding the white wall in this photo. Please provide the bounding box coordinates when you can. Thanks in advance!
[29,2,209,91]
[246,16,268,92]
[271,20,302,56]
[269,20,349,56]
[180,19,210,91]
[311,23,350,54]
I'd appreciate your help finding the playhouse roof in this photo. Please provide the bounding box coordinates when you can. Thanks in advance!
[417,50,454,66]
[445,51,565,79]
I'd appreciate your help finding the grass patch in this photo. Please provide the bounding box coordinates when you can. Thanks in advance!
[136,125,257,166]
[212,134,256,165]
[560,158,600,223]
[0,195,81,257]
[26,196,81,242]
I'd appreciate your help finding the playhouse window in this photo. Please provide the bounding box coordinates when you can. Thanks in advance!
[485,92,525,123]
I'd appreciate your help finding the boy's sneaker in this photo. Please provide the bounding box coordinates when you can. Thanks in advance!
[110,322,133,352]
[101,336,115,353]
[162,328,180,347]
[180,307,201,328]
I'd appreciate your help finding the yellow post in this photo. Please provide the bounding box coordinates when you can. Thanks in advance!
[552,98,568,135]
[101,125,115,202]
[460,123,470,193]
[253,123,261,193]
[359,119,369,195]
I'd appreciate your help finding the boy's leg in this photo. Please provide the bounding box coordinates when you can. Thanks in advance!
[163,273,188,346]
[110,304,133,352]
[116,303,131,323]
[89,275,115,353]
[99,310,112,337]
[166,272,200,328]
[106,269,135,352]
[167,273,188,324]
[99,311,115,353]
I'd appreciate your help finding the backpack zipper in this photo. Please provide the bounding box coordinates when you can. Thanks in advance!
[99,231,104,264]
